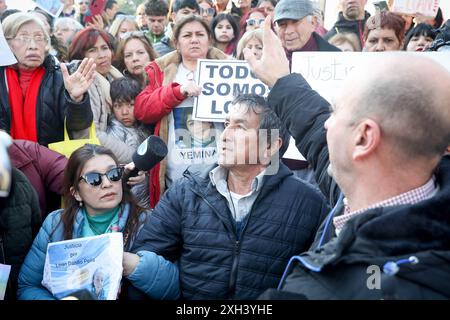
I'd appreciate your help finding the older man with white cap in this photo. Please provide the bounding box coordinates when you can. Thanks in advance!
[273,0,340,65]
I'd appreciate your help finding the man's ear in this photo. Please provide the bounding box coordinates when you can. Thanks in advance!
[352,119,381,161]
[261,137,282,165]
[70,186,82,202]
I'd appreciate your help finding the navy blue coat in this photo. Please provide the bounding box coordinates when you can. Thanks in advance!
[132,163,329,299]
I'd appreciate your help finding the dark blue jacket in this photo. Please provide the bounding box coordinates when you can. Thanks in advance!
[132,163,329,299]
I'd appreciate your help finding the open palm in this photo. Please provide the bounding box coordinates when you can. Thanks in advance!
[61,58,97,102]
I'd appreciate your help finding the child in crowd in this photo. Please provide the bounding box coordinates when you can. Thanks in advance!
[107,77,150,208]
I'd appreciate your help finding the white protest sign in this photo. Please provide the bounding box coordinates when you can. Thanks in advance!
[193,59,270,122]
[283,137,306,161]
[0,23,17,67]
[292,51,450,105]
[391,0,440,18]
[290,51,450,163]
[34,0,64,17]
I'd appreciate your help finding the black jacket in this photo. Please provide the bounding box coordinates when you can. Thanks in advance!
[132,163,329,299]
[262,73,450,299]
[325,11,371,49]
[0,168,41,300]
[0,56,93,146]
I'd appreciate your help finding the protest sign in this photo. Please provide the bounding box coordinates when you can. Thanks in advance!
[391,0,440,19]
[289,52,450,163]
[292,52,450,104]
[0,23,17,67]
[34,0,64,17]
[193,59,270,122]
[0,264,11,300]
[42,233,123,300]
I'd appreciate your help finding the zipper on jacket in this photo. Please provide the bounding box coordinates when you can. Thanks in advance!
[191,185,263,298]
[227,240,240,297]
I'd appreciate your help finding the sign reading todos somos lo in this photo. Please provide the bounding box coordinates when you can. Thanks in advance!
[193,59,270,122]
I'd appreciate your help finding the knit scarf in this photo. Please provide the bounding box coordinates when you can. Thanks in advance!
[6,66,45,142]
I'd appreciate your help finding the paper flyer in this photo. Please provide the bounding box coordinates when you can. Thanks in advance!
[0,264,11,300]
[0,23,17,67]
[42,233,123,300]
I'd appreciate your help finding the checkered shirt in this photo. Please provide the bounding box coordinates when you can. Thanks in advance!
[333,177,437,234]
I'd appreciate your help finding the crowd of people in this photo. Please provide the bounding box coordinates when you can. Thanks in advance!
[0,0,450,301]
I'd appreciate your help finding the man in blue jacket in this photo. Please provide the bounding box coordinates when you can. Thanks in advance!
[131,93,329,299]
[245,16,450,299]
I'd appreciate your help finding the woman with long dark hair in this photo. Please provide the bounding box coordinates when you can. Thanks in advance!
[17,144,179,300]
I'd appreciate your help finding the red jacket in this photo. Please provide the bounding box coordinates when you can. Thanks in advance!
[134,61,186,125]
[9,140,67,218]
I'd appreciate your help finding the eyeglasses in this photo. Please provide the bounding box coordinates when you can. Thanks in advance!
[79,167,124,187]
[8,35,47,45]
[246,18,265,26]
[200,7,215,16]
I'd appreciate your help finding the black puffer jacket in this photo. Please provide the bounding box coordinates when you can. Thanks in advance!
[0,168,41,300]
[0,56,93,146]
[325,11,371,49]
[262,73,450,299]
[132,163,329,299]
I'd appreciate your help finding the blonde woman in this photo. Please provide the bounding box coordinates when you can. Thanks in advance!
[236,28,263,60]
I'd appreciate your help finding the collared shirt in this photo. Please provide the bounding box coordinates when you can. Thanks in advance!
[209,166,265,223]
[333,177,438,234]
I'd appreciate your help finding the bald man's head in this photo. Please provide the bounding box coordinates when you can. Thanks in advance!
[340,53,450,160]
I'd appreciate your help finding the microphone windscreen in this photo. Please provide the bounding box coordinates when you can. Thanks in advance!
[132,135,168,171]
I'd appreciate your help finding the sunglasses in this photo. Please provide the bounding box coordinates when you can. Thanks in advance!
[246,18,265,26]
[79,167,124,187]
[200,7,215,16]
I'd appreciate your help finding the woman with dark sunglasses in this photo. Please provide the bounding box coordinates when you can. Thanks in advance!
[17,144,179,300]
[238,7,267,40]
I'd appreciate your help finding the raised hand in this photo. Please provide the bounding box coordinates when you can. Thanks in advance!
[87,14,105,30]
[243,16,290,87]
[61,58,96,103]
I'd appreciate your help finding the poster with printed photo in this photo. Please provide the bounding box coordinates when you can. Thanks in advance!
[173,107,218,150]
[42,233,123,300]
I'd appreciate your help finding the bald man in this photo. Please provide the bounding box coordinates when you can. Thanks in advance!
[245,16,450,299]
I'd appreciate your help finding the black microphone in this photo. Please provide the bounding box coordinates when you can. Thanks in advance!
[128,135,168,178]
